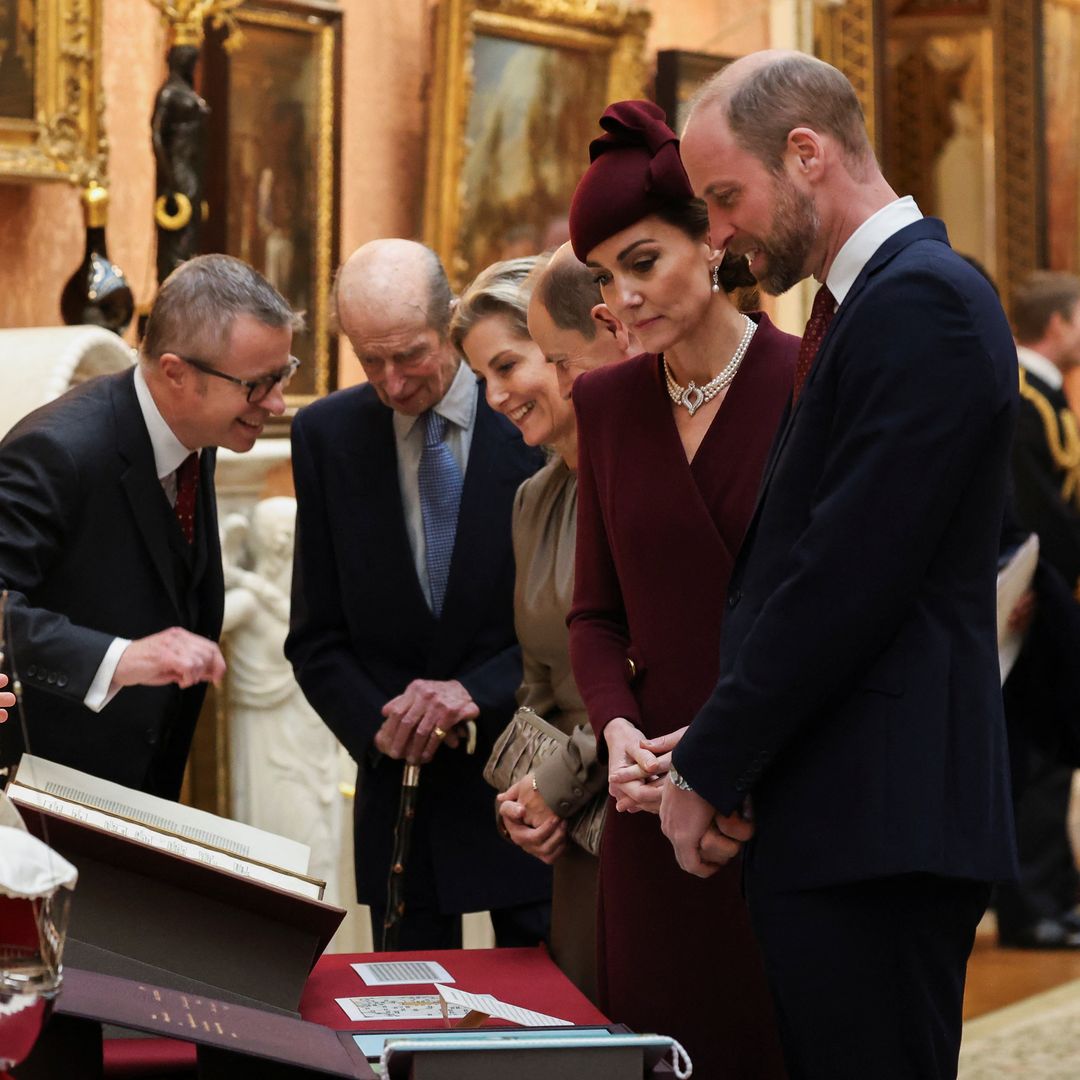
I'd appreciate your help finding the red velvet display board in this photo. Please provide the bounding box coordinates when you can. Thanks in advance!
[300,947,609,1032]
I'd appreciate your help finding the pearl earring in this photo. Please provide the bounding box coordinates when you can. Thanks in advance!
[712,264,721,293]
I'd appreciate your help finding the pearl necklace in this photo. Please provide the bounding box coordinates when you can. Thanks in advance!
[663,314,757,416]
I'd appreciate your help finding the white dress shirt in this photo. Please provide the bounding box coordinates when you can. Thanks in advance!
[826,195,924,306]
[84,366,199,711]
[391,360,479,611]
[1016,345,1063,391]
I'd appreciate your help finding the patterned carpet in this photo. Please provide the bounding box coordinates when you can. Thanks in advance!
[959,978,1080,1077]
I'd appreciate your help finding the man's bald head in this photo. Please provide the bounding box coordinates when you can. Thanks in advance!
[334,239,454,343]
[334,239,461,415]
[686,50,873,178]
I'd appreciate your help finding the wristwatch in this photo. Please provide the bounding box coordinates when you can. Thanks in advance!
[668,764,694,792]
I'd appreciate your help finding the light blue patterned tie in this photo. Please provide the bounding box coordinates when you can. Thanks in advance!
[418,409,463,617]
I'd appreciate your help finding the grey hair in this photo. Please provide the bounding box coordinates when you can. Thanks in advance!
[449,257,538,353]
[142,254,302,362]
[689,53,873,177]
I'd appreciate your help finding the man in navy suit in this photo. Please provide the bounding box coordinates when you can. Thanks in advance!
[286,239,551,949]
[0,255,298,798]
[654,52,1018,1078]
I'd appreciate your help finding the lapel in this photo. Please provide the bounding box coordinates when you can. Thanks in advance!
[741,218,950,550]
[112,370,184,618]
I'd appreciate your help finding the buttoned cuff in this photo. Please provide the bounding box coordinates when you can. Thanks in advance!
[84,637,131,712]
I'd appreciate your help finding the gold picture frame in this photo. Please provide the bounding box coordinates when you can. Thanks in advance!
[424,0,651,290]
[0,0,107,184]
[202,0,341,409]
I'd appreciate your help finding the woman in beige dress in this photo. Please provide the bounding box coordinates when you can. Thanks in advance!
[450,255,624,999]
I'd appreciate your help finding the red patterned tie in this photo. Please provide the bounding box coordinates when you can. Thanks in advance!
[174,452,199,544]
[793,284,836,404]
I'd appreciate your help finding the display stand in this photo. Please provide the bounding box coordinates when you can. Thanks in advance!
[18,804,343,1014]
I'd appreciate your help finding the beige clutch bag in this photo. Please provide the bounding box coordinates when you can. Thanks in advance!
[484,706,606,857]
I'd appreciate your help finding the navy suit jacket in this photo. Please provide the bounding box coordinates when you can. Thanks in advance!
[286,380,551,913]
[0,369,223,798]
[675,218,1019,894]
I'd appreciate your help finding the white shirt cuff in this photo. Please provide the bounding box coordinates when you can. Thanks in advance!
[84,638,131,712]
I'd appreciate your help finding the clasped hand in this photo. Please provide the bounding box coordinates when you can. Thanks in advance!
[496,774,567,864]
[604,717,687,814]
[375,678,477,764]
[0,673,13,723]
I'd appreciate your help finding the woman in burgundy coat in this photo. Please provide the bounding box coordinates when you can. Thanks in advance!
[566,101,797,1078]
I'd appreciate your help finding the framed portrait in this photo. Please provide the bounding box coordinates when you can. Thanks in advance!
[0,0,106,183]
[202,0,341,409]
[654,49,733,135]
[424,0,651,290]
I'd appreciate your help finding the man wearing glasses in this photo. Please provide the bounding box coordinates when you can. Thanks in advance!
[0,254,300,799]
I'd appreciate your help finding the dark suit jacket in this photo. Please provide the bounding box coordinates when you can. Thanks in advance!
[675,218,1019,894]
[0,368,223,798]
[286,381,551,913]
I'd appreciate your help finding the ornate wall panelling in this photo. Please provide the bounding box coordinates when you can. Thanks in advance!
[818,0,1043,311]
[0,0,107,184]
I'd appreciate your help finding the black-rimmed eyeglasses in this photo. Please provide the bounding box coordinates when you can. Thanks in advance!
[177,354,300,404]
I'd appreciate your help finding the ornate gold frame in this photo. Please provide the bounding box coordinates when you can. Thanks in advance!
[423,0,651,288]
[0,0,107,184]
[815,0,1043,312]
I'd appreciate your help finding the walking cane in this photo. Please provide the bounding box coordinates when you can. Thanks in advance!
[380,762,420,952]
[378,721,477,952]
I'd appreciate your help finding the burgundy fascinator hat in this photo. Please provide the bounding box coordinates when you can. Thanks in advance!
[568,100,695,262]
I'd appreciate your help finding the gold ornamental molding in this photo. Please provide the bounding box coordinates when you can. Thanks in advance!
[992,0,1042,305]
[814,0,881,154]
[0,0,108,184]
[817,0,1042,312]
[424,0,651,289]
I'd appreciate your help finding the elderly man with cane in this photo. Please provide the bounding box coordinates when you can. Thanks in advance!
[287,239,550,950]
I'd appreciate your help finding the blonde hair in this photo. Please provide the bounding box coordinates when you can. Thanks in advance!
[449,257,538,353]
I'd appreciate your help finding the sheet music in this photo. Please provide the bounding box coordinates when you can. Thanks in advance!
[13,755,309,873]
[434,984,572,1027]
[352,960,455,986]
[997,533,1039,684]
[7,784,323,901]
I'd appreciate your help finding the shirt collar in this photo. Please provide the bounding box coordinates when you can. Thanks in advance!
[826,196,923,306]
[393,358,478,440]
[1017,345,1063,391]
[133,364,196,480]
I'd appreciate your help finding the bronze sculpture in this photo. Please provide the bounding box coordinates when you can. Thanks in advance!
[148,0,244,284]
[152,44,210,285]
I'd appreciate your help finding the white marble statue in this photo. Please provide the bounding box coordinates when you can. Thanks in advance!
[221,496,343,904]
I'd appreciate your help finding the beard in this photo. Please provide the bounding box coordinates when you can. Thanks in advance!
[751,174,819,296]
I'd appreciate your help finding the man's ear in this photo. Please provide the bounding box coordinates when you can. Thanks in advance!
[592,303,631,350]
[156,352,187,391]
[786,127,824,180]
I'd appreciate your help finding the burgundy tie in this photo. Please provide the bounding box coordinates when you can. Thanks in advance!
[174,452,199,544]
[793,284,836,404]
